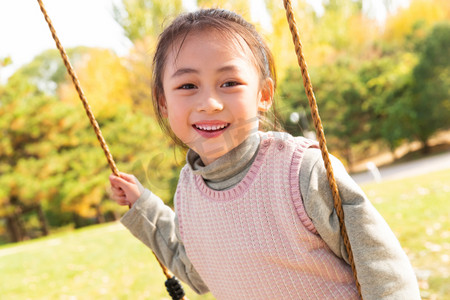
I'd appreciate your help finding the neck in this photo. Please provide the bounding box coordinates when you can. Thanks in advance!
[187,132,260,190]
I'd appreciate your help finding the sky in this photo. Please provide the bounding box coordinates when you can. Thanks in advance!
[0,0,131,82]
[0,0,409,83]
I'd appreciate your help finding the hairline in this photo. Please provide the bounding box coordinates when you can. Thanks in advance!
[165,27,265,86]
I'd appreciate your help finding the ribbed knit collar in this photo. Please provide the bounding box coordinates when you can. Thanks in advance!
[186,132,260,191]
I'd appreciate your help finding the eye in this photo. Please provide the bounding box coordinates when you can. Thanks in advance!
[221,81,240,88]
[178,83,197,90]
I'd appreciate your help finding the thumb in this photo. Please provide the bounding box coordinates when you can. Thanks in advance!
[110,175,133,190]
[110,174,141,205]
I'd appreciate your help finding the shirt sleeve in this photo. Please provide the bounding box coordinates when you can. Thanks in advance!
[120,188,209,294]
[299,148,421,300]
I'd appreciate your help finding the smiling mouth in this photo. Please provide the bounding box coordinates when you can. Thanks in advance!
[193,123,230,138]
[193,123,230,132]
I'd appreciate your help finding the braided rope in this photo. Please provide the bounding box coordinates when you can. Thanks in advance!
[282,0,363,298]
[36,1,187,299]
[36,0,118,177]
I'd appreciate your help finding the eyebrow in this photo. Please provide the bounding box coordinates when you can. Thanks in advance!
[218,65,240,73]
[171,68,198,78]
[171,65,240,78]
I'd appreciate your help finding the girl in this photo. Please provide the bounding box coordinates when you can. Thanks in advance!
[110,8,420,299]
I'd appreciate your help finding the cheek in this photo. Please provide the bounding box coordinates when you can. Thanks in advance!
[235,95,261,119]
[166,103,190,132]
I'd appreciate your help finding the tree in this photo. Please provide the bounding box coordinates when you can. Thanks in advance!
[0,56,12,67]
[357,52,418,154]
[57,48,133,116]
[197,0,250,15]
[278,58,371,169]
[408,22,450,152]
[0,48,182,242]
[113,0,184,42]
[383,0,450,50]
[123,36,157,115]
[8,47,91,96]
[0,78,72,241]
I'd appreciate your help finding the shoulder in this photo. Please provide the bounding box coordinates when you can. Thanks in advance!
[176,164,194,193]
[300,147,367,209]
[259,131,321,180]
[260,131,318,149]
[300,148,350,187]
[179,163,193,179]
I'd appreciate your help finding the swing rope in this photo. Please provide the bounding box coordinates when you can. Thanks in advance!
[37,0,361,298]
[36,1,185,300]
[282,0,362,298]
[36,0,118,177]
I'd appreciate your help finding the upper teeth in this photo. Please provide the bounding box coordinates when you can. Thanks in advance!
[195,124,227,131]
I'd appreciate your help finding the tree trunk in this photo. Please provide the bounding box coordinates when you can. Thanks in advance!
[17,213,28,241]
[73,213,82,228]
[344,142,354,173]
[95,204,105,224]
[421,139,431,154]
[6,215,22,243]
[37,204,49,236]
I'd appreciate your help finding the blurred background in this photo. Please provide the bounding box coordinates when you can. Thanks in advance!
[0,0,449,299]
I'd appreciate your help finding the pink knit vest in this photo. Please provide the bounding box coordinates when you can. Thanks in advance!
[175,132,359,299]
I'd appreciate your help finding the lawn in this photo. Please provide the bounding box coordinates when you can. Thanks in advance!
[0,169,449,299]
[0,222,215,300]
[362,168,450,299]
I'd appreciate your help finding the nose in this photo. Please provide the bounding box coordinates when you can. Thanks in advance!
[197,90,224,113]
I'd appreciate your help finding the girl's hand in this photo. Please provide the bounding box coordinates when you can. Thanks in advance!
[109,172,143,207]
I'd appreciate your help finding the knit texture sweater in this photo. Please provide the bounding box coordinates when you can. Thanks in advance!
[176,132,359,299]
[121,131,421,299]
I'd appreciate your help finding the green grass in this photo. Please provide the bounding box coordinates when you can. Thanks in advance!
[0,169,449,299]
[0,223,215,300]
[361,168,450,300]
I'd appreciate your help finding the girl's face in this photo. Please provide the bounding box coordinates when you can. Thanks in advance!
[161,30,273,165]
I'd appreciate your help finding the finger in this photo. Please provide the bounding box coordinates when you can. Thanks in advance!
[111,193,125,201]
[111,174,131,187]
[111,194,130,206]
[119,172,138,184]
[118,200,131,206]
[109,174,121,188]
[110,176,133,192]
[111,186,125,196]
[117,199,131,206]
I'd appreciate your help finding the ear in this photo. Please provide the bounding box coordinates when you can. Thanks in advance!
[159,97,168,118]
[257,78,274,112]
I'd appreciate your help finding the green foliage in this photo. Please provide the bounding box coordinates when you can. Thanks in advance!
[113,0,184,42]
[0,48,181,241]
[2,0,449,242]
[409,22,450,148]
[362,21,450,153]
[358,52,418,151]
[197,0,250,14]
[317,0,365,51]
[0,56,12,67]
[8,47,91,95]
[278,15,449,162]
[279,59,373,167]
